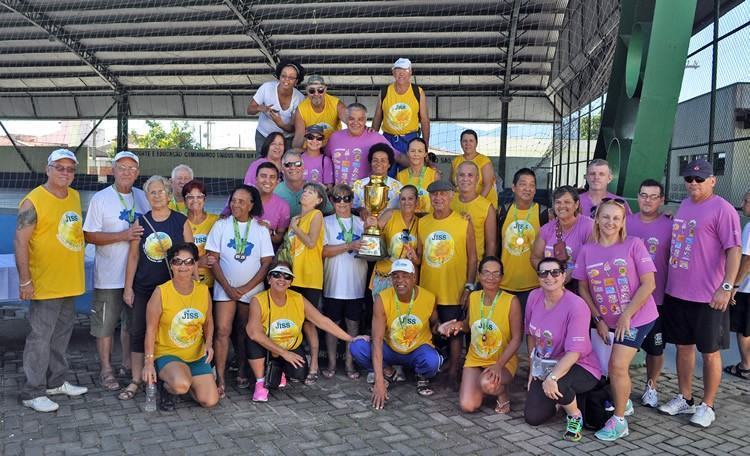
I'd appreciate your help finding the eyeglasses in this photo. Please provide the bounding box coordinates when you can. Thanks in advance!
[332,195,353,203]
[185,194,205,201]
[305,134,324,141]
[279,74,297,81]
[307,87,325,95]
[115,164,138,173]
[170,257,195,266]
[283,161,303,168]
[481,270,502,278]
[269,271,293,281]
[638,192,662,201]
[684,176,706,184]
[537,268,564,278]
[148,189,167,197]
[49,164,76,174]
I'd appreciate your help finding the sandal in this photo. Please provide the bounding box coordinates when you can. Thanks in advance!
[346,369,360,380]
[117,381,143,401]
[236,376,250,389]
[724,363,750,380]
[321,368,336,379]
[416,376,434,397]
[494,397,511,414]
[100,371,120,392]
[304,370,320,385]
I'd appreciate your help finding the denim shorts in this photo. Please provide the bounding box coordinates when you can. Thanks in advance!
[613,320,656,349]
[155,355,213,377]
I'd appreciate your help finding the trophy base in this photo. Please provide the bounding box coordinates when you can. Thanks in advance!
[355,234,387,261]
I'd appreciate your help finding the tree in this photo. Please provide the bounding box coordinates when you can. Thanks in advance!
[131,120,202,149]
[579,113,602,140]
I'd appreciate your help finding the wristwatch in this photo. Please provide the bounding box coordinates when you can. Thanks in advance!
[593,315,602,324]
[721,282,733,292]
[547,374,558,382]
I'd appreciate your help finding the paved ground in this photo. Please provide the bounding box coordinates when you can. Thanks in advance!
[2,311,750,456]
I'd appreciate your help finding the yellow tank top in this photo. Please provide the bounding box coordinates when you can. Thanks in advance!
[396,166,438,214]
[499,203,541,292]
[289,209,324,289]
[22,185,85,300]
[188,213,219,288]
[256,290,305,351]
[374,211,419,277]
[168,198,187,215]
[451,154,498,208]
[419,211,469,305]
[382,84,421,135]
[464,290,518,373]
[154,280,209,362]
[450,194,491,260]
[297,93,342,143]
[381,286,435,354]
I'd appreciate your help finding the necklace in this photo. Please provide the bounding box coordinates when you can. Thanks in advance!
[479,290,501,342]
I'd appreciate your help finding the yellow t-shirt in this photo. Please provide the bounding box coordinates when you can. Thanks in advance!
[381,286,435,354]
[381,83,422,135]
[188,213,219,288]
[155,280,209,362]
[22,185,85,300]
[374,211,419,277]
[168,198,187,215]
[256,289,305,351]
[499,203,541,292]
[464,290,518,374]
[419,211,469,305]
[451,194,491,260]
[297,93,342,143]
[289,209,324,289]
[451,154,498,208]
[396,166,438,214]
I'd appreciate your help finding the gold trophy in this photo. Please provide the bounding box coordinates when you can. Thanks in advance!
[356,175,389,260]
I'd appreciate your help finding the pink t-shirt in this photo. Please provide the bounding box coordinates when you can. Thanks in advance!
[579,191,633,218]
[255,193,290,235]
[626,213,672,305]
[325,129,389,186]
[539,216,594,272]
[525,288,602,380]
[302,153,334,185]
[665,195,741,303]
[244,158,280,186]
[573,236,658,329]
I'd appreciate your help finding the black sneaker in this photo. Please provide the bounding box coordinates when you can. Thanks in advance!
[158,381,175,412]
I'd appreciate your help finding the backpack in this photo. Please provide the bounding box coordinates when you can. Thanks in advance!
[379,83,422,122]
[577,379,613,430]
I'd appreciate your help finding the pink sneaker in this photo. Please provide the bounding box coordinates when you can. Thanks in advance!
[252,381,269,402]
[279,373,287,389]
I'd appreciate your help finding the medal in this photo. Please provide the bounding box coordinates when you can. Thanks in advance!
[234,253,246,262]
[515,237,525,246]
[479,290,501,342]
[511,203,534,248]
[232,217,252,262]
[336,215,355,245]
[482,334,487,342]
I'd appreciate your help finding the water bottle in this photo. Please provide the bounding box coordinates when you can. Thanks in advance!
[144,382,157,412]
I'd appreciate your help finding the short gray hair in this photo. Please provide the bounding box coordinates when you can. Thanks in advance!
[346,102,368,118]
[143,175,172,198]
[282,149,302,163]
[587,159,611,174]
[171,164,194,180]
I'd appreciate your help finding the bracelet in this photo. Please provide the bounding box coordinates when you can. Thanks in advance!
[144,354,155,359]
[19,280,32,287]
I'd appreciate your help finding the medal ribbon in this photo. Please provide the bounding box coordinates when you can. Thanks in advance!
[479,290,501,335]
[512,202,534,240]
[393,289,416,329]
[113,185,136,225]
[335,215,354,243]
[232,217,252,257]
[171,196,187,215]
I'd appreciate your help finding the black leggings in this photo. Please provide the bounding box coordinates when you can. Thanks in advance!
[130,290,153,353]
[244,339,308,382]
[524,364,599,426]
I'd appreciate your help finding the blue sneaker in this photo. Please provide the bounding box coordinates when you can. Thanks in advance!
[624,399,634,417]
[595,416,629,441]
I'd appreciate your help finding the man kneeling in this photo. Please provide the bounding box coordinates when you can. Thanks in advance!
[350,259,443,409]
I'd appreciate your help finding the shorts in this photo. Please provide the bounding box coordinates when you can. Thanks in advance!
[612,320,655,349]
[437,305,463,323]
[323,297,363,322]
[729,292,750,337]
[155,355,213,377]
[291,286,322,309]
[90,288,129,338]
[663,294,729,353]
[641,307,664,356]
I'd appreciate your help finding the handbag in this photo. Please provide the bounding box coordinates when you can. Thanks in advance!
[264,291,283,389]
[577,379,613,430]
[553,220,570,263]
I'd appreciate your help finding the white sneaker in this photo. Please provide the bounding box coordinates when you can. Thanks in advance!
[658,394,695,416]
[624,399,634,416]
[641,382,658,408]
[366,372,375,384]
[22,396,59,412]
[690,403,716,428]
[46,381,88,397]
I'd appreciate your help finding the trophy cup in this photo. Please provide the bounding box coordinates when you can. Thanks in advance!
[356,175,389,260]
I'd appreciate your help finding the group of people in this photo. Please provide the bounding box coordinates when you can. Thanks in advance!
[13,57,749,445]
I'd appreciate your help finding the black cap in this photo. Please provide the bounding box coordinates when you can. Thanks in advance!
[680,159,713,179]
[426,180,455,193]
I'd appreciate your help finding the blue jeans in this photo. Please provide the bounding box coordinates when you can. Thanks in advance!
[349,339,442,378]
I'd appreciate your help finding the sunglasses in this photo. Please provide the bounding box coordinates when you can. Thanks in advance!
[283,161,303,168]
[305,134,324,141]
[269,271,293,281]
[332,195,353,203]
[684,176,706,184]
[537,268,564,278]
[591,197,626,215]
[49,164,76,174]
[171,257,195,266]
[307,87,325,95]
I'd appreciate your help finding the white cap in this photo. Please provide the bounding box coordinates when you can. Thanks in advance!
[392,58,412,70]
[113,150,139,164]
[47,148,77,165]
[268,264,295,278]
[390,259,415,275]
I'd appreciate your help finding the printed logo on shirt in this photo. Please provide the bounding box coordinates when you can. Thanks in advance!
[193,233,207,247]
[389,314,423,352]
[227,238,255,258]
[270,318,300,350]
[387,102,413,131]
[646,237,659,260]
[119,209,144,224]
[57,211,84,251]
[143,232,172,262]
[169,307,204,348]
[389,231,417,260]
[424,230,456,267]
[504,220,535,256]
[669,218,696,270]
[470,319,502,359]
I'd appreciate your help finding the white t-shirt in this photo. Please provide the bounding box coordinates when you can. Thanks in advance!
[253,81,304,137]
[323,214,368,299]
[83,186,150,289]
[739,221,750,293]
[205,216,274,303]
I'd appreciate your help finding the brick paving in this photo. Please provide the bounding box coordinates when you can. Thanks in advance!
[2,313,750,456]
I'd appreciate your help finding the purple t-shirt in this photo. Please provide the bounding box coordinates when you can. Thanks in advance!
[666,195,741,303]
[525,288,602,380]
[244,158,280,186]
[302,153,334,185]
[255,193,290,235]
[626,213,672,305]
[579,191,633,218]
[325,129,389,186]
[539,216,594,272]
[573,236,658,329]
